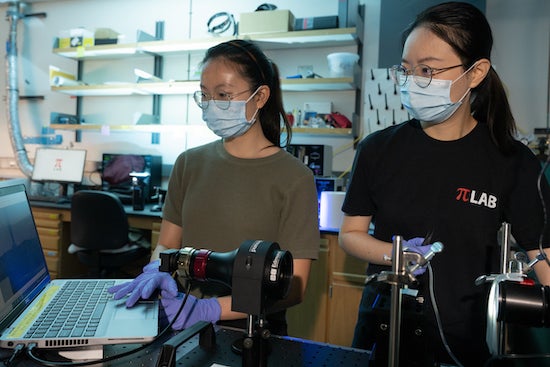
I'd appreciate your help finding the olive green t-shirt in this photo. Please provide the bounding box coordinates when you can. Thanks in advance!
[163,140,320,297]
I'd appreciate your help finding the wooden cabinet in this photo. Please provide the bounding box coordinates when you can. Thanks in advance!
[287,237,329,342]
[286,232,367,347]
[31,207,80,279]
[326,233,366,346]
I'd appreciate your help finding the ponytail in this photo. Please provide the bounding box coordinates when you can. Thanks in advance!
[471,66,517,155]
[259,61,292,147]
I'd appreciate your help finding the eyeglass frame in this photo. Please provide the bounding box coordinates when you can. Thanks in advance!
[193,88,253,110]
[390,63,464,88]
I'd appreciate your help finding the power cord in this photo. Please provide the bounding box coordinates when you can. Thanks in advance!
[206,12,236,36]
[3,343,24,367]
[25,278,192,366]
[427,263,465,367]
[536,156,550,267]
[425,149,550,367]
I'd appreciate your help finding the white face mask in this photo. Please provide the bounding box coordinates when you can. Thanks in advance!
[400,64,474,124]
[203,88,260,138]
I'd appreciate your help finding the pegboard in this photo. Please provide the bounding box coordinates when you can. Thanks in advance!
[364,68,411,135]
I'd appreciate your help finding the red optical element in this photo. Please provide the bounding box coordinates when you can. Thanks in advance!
[192,249,211,280]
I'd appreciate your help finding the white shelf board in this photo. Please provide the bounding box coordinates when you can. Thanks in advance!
[52,78,353,96]
[53,28,358,60]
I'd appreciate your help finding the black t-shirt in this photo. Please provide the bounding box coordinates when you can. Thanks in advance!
[343,119,550,364]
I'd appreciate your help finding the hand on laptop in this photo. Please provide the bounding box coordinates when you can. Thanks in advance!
[108,260,178,307]
[160,293,221,330]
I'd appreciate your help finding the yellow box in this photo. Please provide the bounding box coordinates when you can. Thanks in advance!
[239,10,295,35]
[58,28,94,48]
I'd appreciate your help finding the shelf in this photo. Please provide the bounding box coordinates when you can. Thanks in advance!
[53,43,140,59]
[51,81,200,96]
[282,77,355,92]
[50,25,361,143]
[293,127,352,135]
[53,28,358,60]
[51,78,355,96]
[49,123,352,136]
[50,124,175,132]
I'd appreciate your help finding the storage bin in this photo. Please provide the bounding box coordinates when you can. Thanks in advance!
[327,52,359,77]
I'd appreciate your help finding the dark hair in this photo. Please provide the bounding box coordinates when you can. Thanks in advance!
[403,2,517,154]
[201,39,291,147]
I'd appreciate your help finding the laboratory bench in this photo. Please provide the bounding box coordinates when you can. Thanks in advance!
[30,201,367,349]
[0,322,372,367]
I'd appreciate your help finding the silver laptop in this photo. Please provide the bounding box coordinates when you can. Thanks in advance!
[0,183,159,349]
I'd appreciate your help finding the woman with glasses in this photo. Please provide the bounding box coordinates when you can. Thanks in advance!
[339,2,550,366]
[109,40,319,336]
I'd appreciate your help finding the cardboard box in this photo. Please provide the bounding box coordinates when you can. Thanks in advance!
[294,16,338,31]
[58,28,94,48]
[239,10,294,35]
[94,28,120,45]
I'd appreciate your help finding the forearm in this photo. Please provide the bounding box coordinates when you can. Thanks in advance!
[217,295,247,320]
[339,230,392,266]
[217,258,312,319]
[151,219,183,261]
[338,215,391,265]
[267,259,311,313]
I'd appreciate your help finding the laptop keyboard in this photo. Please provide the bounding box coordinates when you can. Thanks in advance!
[25,280,115,339]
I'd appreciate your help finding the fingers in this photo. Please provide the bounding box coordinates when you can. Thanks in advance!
[407,237,425,246]
[143,259,161,272]
[127,275,170,306]
[160,277,178,297]
[125,282,148,307]
[122,278,152,307]
[140,277,162,300]
[125,294,141,307]
[108,281,135,300]
[108,269,176,307]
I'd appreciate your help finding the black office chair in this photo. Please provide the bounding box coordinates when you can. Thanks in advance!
[69,190,150,278]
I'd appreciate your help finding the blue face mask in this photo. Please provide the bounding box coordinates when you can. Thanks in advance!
[400,64,474,124]
[203,88,260,138]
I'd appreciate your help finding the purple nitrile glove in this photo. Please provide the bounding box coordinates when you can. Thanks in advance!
[108,260,178,307]
[403,237,431,276]
[160,293,221,330]
[402,237,425,248]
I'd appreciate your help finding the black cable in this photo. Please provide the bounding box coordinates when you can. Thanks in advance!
[25,277,192,367]
[3,343,24,367]
[536,155,550,267]
[427,263,464,367]
[206,12,236,36]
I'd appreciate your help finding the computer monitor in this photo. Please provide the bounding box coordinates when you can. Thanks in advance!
[101,154,162,200]
[32,148,87,184]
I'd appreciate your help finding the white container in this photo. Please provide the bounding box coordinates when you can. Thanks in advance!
[327,52,359,78]
[319,191,346,229]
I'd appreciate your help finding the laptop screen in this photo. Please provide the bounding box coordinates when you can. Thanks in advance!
[32,148,87,184]
[0,184,50,330]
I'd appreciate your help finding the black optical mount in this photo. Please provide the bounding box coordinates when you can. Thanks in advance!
[159,240,293,367]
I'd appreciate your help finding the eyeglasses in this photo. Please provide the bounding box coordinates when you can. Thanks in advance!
[390,63,464,88]
[193,89,252,110]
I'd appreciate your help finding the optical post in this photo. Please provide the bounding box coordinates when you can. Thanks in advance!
[158,240,293,367]
[371,235,444,367]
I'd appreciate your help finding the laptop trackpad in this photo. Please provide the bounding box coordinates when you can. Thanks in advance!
[113,302,157,320]
[100,301,158,338]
